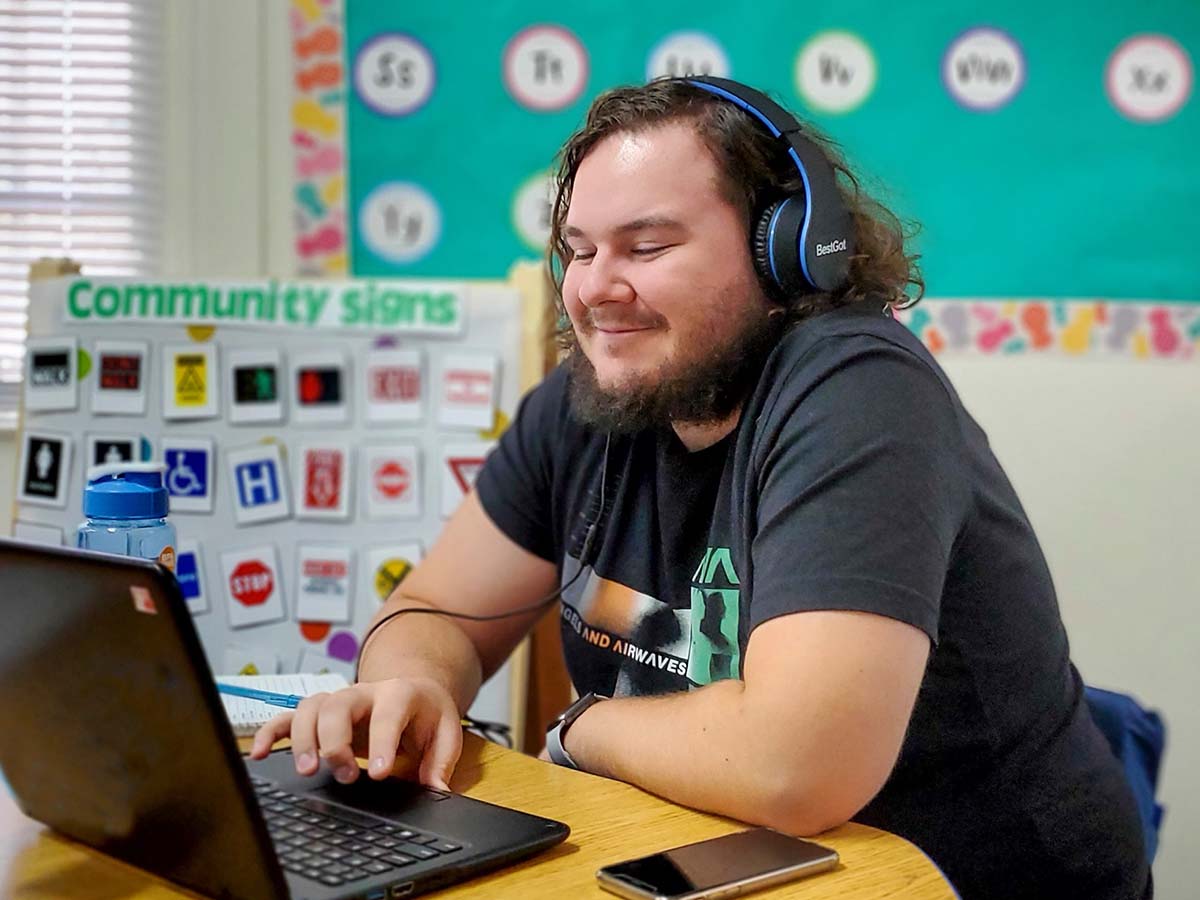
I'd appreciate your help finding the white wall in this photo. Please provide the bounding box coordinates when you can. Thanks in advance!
[1,3,1193,896]
[941,356,1196,899]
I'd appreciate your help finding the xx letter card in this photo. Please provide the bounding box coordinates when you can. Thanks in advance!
[292,349,350,424]
[363,348,423,424]
[162,436,216,513]
[437,352,499,430]
[175,539,209,615]
[162,343,219,420]
[221,545,286,629]
[91,340,149,415]
[227,347,284,424]
[439,442,493,517]
[365,543,424,605]
[295,441,352,520]
[295,544,353,623]
[23,337,78,412]
[17,430,72,508]
[363,443,421,519]
[227,443,291,525]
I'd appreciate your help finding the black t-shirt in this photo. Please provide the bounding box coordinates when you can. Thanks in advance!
[476,301,1148,900]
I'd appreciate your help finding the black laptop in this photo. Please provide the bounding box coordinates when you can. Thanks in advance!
[0,539,569,900]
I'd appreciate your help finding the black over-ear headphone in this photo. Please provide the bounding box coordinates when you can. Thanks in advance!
[684,76,855,296]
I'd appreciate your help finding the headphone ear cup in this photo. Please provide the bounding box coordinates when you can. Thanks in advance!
[752,200,784,294]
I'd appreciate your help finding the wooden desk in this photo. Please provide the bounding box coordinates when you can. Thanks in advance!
[0,734,956,899]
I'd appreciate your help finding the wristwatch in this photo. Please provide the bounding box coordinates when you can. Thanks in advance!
[545,692,607,769]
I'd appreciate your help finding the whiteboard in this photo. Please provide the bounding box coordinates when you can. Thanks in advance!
[13,274,533,730]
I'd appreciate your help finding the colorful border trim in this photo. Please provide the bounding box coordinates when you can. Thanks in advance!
[290,0,350,275]
[895,299,1200,359]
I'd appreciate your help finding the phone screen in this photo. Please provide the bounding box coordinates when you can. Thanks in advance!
[599,828,837,898]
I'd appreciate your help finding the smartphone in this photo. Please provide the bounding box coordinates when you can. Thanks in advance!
[596,827,839,900]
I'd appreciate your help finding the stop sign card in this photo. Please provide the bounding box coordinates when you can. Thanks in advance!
[362,443,421,519]
[221,545,286,628]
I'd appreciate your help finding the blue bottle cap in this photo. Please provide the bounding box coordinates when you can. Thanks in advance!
[83,463,169,519]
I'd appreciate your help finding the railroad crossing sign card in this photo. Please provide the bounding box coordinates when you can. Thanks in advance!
[439,442,493,517]
[362,443,421,519]
[175,539,209,615]
[295,544,354,623]
[227,442,291,525]
[162,343,219,420]
[161,436,216,513]
[227,347,284,424]
[294,441,352,520]
[437,352,498,430]
[363,348,423,424]
[221,544,286,629]
[292,349,350,424]
[91,340,149,415]
[23,336,78,412]
[364,543,424,605]
[223,643,282,676]
[17,430,72,508]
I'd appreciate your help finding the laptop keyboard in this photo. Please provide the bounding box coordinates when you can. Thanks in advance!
[249,775,463,889]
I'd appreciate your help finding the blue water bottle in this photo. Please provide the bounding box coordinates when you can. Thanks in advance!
[76,463,177,572]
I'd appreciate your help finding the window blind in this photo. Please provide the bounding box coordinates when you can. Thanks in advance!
[0,0,163,428]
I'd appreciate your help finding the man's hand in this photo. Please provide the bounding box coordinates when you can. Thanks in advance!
[248,676,463,792]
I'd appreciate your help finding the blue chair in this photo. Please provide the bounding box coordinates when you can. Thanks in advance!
[1084,686,1166,864]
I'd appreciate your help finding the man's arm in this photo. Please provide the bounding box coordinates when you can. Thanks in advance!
[251,492,558,787]
[561,608,930,835]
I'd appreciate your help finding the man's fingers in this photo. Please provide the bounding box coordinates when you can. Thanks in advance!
[366,692,417,780]
[289,694,327,775]
[249,712,295,759]
[315,688,375,783]
[417,711,464,792]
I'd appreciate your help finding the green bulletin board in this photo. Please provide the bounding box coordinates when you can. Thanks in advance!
[290,0,1199,358]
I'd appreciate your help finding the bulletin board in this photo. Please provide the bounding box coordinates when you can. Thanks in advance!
[288,0,1198,359]
[10,263,549,734]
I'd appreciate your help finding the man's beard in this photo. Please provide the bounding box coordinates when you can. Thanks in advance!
[565,304,784,434]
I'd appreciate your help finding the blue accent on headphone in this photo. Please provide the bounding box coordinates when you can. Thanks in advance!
[681,76,854,296]
[766,198,787,287]
[685,80,815,290]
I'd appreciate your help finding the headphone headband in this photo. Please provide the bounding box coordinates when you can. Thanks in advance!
[683,76,855,295]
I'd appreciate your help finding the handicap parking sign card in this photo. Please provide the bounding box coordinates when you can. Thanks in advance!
[363,348,423,424]
[227,347,284,424]
[23,336,78,412]
[91,340,148,415]
[295,544,353,623]
[221,545,286,629]
[162,343,219,420]
[437,353,498,430]
[292,349,349,425]
[295,441,352,521]
[365,543,424,604]
[17,430,72,508]
[161,436,215,513]
[439,442,493,518]
[175,539,209,615]
[362,443,421,519]
[227,442,291,525]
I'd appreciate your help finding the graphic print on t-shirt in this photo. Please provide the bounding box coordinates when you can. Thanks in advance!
[559,544,742,697]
